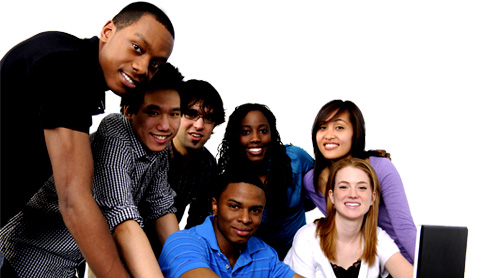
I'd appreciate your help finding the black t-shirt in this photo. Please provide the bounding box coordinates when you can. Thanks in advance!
[0,31,107,225]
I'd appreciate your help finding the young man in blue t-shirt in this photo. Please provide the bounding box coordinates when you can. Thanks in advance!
[159,170,304,278]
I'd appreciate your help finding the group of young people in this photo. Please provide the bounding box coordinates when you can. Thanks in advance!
[0,2,417,278]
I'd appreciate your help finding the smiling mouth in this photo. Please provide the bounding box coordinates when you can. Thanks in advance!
[121,72,136,87]
[233,227,252,237]
[247,147,265,155]
[345,202,360,207]
[189,132,203,138]
[324,143,338,149]
[152,134,168,141]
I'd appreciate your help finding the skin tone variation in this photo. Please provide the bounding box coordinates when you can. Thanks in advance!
[99,14,174,96]
[178,181,304,278]
[239,110,271,165]
[125,88,181,152]
[173,101,216,156]
[329,165,413,278]
[115,88,181,277]
[47,14,175,278]
[316,110,354,161]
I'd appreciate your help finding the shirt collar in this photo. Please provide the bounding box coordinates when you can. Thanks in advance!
[196,215,264,257]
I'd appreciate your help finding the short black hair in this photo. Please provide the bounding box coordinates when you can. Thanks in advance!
[113,1,175,38]
[120,62,184,114]
[213,167,266,201]
[179,80,226,127]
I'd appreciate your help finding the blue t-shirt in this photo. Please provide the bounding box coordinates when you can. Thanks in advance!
[159,216,295,278]
[254,145,315,259]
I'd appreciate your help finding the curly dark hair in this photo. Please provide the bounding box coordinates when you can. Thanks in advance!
[217,103,293,214]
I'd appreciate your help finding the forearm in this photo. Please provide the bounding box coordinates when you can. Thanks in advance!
[113,220,164,278]
[47,128,129,277]
[61,193,129,278]
[155,213,179,245]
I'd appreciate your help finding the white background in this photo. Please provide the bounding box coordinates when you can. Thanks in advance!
[1,1,485,276]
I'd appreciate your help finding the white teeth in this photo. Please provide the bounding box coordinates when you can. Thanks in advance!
[345,203,359,207]
[325,144,338,147]
[249,148,262,152]
[153,134,167,140]
[190,133,202,138]
[122,72,134,84]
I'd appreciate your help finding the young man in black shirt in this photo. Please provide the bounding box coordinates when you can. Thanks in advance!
[0,2,175,277]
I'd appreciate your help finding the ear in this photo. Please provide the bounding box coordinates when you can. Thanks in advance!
[211,197,218,215]
[328,189,335,205]
[100,20,116,43]
[123,106,133,119]
[371,191,377,206]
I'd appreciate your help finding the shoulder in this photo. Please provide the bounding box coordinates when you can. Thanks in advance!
[90,114,134,154]
[294,222,318,240]
[92,114,129,138]
[201,147,217,164]
[376,226,398,248]
[285,144,311,158]
[369,156,397,173]
[285,145,314,168]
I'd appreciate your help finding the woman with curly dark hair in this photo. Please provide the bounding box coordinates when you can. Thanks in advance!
[217,103,315,259]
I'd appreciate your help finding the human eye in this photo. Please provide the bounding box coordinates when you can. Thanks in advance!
[184,109,198,120]
[228,203,239,210]
[171,111,181,117]
[150,60,163,70]
[260,128,269,134]
[132,43,142,53]
[240,129,250,136]
[359,184,369,190]
[146,110,159,116]
[319,123,327,130]
[203,114,216,125]
[250,208,263,214]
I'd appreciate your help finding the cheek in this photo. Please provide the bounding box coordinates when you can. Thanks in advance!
[239,136,247,147]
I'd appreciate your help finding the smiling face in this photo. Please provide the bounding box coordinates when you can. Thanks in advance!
[172,101,215,155]
[328,166,376,222]
[212,182,266,252]
[99,14,174,95]
[125,89,180,152]
[316,110,354,161]
[239,110,271,162]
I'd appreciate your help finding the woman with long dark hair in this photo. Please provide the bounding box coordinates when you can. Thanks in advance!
[217,103,314,259]
[304,99,416,263]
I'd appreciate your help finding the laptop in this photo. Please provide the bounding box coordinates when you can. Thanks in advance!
[413,225,468,278]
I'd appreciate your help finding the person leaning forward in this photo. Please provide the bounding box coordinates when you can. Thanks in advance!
[0,2,175,277]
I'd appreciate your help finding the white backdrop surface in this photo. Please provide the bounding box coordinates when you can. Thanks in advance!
[1,1,485,277]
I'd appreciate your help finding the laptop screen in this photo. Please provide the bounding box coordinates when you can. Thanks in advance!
[413,225,468,278]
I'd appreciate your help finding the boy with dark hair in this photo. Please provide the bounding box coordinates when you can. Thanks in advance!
[159,169,303,278]
[0,2,175,277]
[146,79,226,256]
[0,63,184,277]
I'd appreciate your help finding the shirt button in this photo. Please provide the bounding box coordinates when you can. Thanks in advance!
[225,264,230,269]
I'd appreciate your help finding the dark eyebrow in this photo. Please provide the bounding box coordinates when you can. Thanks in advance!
[250,205,265,210]
[146,104,160,110]
[228,199,242,205]
[135,33,169,62]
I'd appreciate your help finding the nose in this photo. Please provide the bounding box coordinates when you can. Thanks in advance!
[250,131,261,143]
[324,129,336,140]
[349,187,358,198]
[238,209,251,224]
[157,115,169,131]
[193,117,205,129]
[132,56,150,79]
